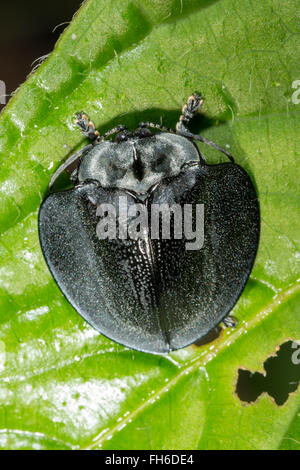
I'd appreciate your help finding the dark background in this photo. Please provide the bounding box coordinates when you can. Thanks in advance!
[0,0,83,111]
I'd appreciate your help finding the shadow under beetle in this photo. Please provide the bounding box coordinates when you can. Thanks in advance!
[38,94,260,354]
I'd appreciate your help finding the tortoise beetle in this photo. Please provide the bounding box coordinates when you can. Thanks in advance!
[38,94,260,354]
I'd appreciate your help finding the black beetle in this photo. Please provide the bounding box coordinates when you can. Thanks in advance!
[38,94,260,354]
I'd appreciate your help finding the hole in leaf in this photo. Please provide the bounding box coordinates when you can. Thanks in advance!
[236,340,300,406]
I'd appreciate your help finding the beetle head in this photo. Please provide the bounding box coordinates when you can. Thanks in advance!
[115,127,153,143]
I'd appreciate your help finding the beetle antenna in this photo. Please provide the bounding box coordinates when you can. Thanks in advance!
[75,113,101,142]
[103,125,128,139]
[175,93,203,133]
[138,122,175,134]
[175,94,235,163]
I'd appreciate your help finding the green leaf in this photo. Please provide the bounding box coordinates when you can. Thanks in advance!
[0,0,299,450]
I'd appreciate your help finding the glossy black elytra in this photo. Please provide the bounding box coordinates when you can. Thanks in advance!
[38,94,260,354]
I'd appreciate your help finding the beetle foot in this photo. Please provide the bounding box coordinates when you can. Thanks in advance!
[75,113,100,142]
[222,316,238,328]
[176,93,203,133]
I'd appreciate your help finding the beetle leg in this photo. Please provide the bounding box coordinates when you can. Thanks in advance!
[75,113,101,142]
[222,316,238,328]
[70,167,79,184]
[49,144,93,190]
[176,93,203,133]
